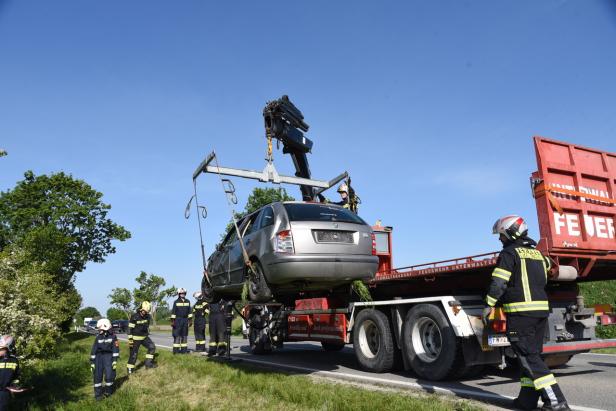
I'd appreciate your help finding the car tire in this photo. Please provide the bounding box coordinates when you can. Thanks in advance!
[248,261,273,303]
[401,304,459,381]
[352,309,395,373]
[321,341,346,351]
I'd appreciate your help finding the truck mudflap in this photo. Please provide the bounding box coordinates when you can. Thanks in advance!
[542,338,616,354]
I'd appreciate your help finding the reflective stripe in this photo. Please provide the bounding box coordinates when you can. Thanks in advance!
[486,295,498,307]
[534,373,557,390]
[218,342,227,346]
[128,335,133,339]
[205,310,210,314]
[188,314,193,318]
[112,353,119,357]
[94,383,102,387]
[145,354,154,359]
[195,340,207,344]
[132,335,146,341]
[126,364,135,369]
[492,268,511,281]
[173,344,181,347]
[176,303,190,307]
[521,259,532,302]
[209,342,217,346]
[128,322,135,327]
[90,355,96,359]
[520,377,534,388]
[0,363,17,369]
[105,382,114,386]
[504,301,549,312]
[180,343,188,347]
[171,315,176,319]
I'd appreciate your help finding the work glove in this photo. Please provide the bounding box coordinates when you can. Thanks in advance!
[482,306,493,326]
[90,363,95,372]
[112,362,117,370]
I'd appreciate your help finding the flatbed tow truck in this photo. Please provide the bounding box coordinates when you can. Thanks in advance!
[191,98,616,381]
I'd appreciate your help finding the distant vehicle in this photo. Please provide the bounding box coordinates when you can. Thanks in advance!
[204,201,378,303]
[111,320,129,333]
[85,320,98,332]
[83,317,93,326]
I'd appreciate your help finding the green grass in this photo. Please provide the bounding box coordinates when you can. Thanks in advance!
[579,280,616,339]
[11,333,482,411]
[592,347,616,354]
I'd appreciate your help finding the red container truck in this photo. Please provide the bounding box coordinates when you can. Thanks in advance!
[241,137,616,381]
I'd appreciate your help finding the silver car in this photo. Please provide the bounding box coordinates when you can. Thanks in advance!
[204,201,378,303]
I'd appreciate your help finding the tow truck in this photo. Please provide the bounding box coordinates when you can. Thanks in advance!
[191,97,616,381]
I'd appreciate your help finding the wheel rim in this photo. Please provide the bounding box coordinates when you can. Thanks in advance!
[411,316,442,363]
[357,319,380,359]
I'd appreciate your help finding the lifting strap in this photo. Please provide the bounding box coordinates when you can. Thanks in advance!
[533,181,616,215]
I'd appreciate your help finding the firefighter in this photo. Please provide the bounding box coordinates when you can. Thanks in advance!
[0,335,20,410]
[127,301,157,374]
[318,183,350,209]
[90,319,119,400]
[207,298,227,356]
[192,291,209,352]
[483,215,570,411]
[171,288,192,354]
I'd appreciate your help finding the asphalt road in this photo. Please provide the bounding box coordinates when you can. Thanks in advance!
[118,331,615,411]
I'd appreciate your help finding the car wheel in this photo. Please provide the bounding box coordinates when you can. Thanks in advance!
[201,274,220,303]
[248,261,273,303]
[352,309,395,373]
[401,304,459,381]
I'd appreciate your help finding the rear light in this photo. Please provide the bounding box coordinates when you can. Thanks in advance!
[371,233,377,255]
[275,230,295,254]
[491,308,507,333]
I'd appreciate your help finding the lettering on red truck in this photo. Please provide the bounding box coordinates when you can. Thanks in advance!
[554,212,615,239]
[550,182,614,206]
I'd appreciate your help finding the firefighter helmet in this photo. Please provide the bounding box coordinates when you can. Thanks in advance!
[96,318,112,331]
[177,287,187,295]
[493,215,528,240]
[0,335,14,350]
[193,291,202,299]
[140,301,151,313]
[337,183,348,194]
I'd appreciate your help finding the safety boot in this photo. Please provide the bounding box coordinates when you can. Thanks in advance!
[541,402,570,411]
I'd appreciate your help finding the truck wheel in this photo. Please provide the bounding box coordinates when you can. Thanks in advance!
[321,341,346,351]
[248,261,273,303]
[352,309,395,373]
[402,304,458,381]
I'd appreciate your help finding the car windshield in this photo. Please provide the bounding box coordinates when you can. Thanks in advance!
[283,203,367,224]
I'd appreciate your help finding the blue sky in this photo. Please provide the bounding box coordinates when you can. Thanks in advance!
[1,0,615,312]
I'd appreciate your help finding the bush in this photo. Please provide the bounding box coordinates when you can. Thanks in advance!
[579,280,616,339]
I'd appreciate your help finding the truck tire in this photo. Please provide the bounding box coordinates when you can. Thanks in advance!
[352,309,395,373]
[401,304,459,381]
[321,341,346,352]
[248,261,273,303]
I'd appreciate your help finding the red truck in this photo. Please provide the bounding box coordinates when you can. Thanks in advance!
[241,136,616,381]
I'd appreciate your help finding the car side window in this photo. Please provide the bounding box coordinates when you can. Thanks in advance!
[259,206,274,229]
[243,211,262,236]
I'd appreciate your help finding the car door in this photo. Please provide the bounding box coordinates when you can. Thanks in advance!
[230,211,262,284]
[210,227,238,287]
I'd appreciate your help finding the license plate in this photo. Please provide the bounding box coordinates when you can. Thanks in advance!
[314,230,354,243]
[487,334,509,347]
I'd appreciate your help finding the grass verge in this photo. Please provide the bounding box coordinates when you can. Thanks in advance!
[11,333,482,411]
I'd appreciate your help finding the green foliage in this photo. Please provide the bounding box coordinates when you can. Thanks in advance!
[108,287,133,319]
[155,303,171,322]
[0,171,131,285]
[106,308,126,321]
[132,271,175,325]
[0,149,6,157]
[221,187,295,240]
[352,280,373,302]
[579,281,616,339]
[76,307,101,325]
[0,248,81,359]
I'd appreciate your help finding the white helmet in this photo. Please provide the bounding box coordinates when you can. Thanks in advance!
[337,183,348,194]
[96,318,112,331]
[193,291,202,299]
[177,287,187,295]
[493,215,528,241]
[0,335,14,350]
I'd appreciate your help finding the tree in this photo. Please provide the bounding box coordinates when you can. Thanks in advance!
[132,271,175,325]
[0,149,6,157]
[155,303,171,322]
[106,307,126,321]
[76,306,101,325]
[108,287,133,319]
[221,187,294,239]
[0,171,131,286]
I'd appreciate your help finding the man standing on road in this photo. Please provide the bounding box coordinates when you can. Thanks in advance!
[192,291,209,352]
[207,298,227,356]
[483,215,570,411]
[171,288,192,354]
[127,301,157,375]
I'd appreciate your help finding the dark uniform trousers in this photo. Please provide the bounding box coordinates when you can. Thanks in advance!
[208,304,227,356]
[93,353,116,398]
[0,355,19,410]
[173,318,189,354]
[127,337,156,371]
[194,317,207,352]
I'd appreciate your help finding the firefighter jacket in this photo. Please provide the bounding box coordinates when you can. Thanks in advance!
[90,330,120,362]
[171,297,192,319]
[485,237,550,317]
[193,298,210,319]
[209,300,225,315]
[128,311,151,340]
[0,354,19,390]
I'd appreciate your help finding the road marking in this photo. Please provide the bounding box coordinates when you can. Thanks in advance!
[579,352,616,357]
[236,357,606,411]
